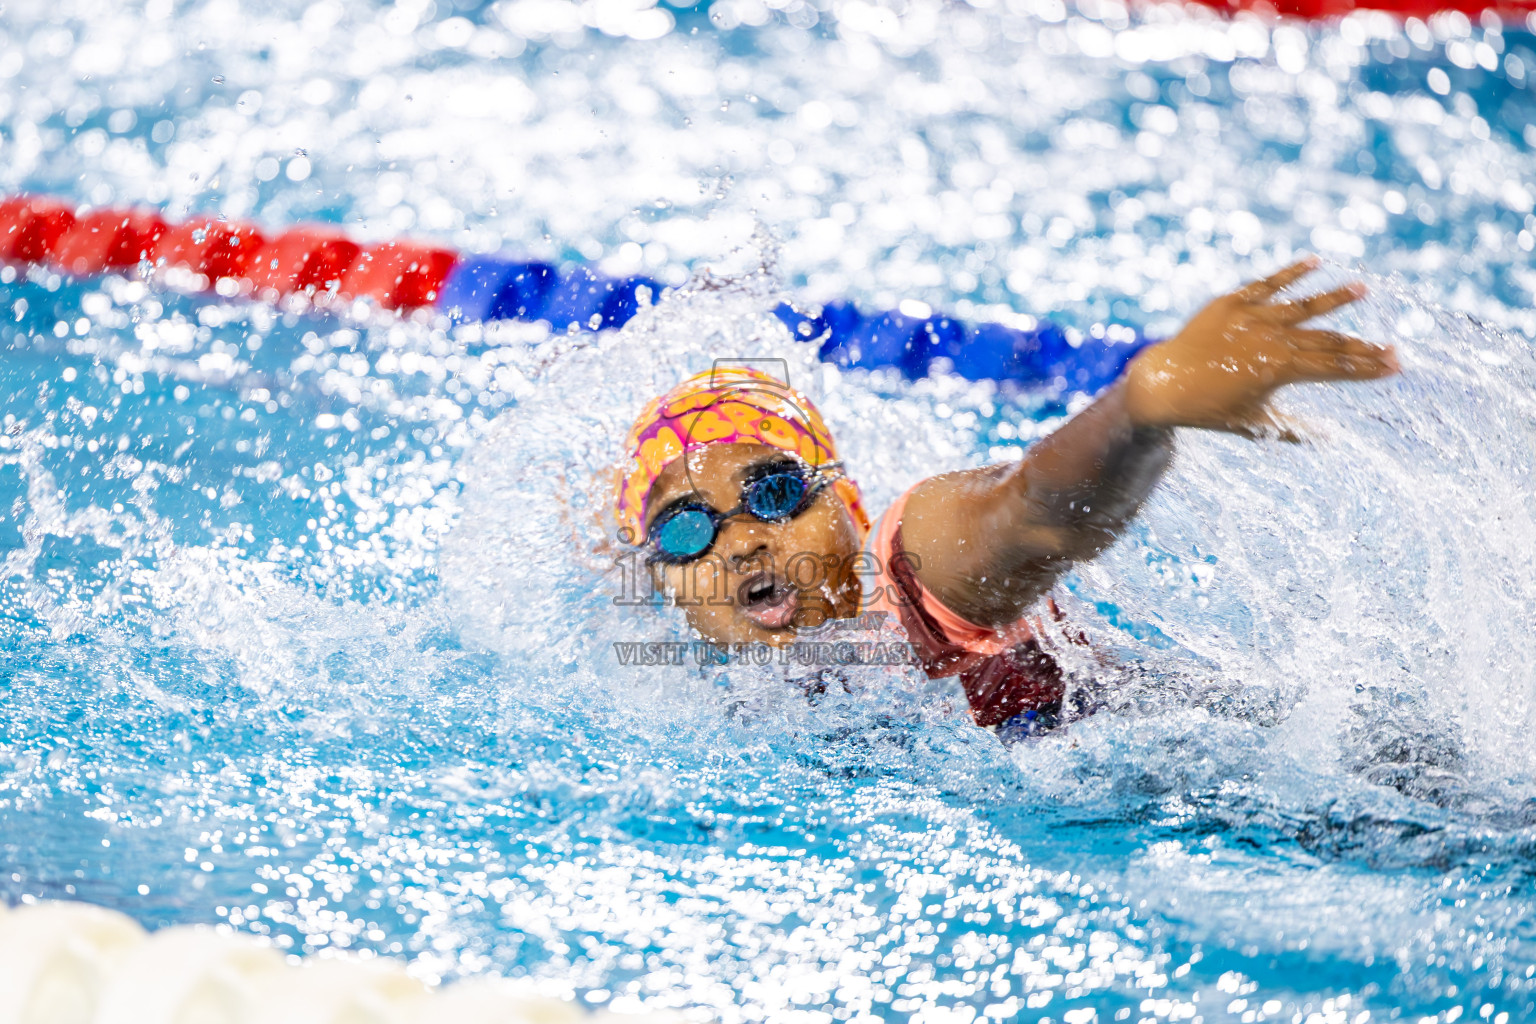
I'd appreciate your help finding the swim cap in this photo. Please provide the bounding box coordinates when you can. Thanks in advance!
[614,367,870,544]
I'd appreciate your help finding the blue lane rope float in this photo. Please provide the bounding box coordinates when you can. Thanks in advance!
[437,256,1153,392]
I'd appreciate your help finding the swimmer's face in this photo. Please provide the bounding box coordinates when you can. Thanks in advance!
[643,443,862,646]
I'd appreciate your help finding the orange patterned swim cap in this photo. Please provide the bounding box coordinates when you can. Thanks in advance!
[614,367,870,544]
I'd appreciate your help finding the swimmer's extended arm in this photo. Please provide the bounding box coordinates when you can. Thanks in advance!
[900,257,1399,628]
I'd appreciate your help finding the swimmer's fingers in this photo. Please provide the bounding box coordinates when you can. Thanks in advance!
[1287,341,1399,382]
[1247,407,1308,444]
[1290,329,1390,358]
[1266,282,1367,325]
[1268,413,1307,444]
[1235,255,1321,302]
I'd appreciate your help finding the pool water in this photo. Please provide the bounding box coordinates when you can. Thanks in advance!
[2,0,1536,1021]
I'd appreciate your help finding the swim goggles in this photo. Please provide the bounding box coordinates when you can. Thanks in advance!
[646,458,845,565]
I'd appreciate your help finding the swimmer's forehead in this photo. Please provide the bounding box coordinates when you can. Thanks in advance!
[644,444,788,520]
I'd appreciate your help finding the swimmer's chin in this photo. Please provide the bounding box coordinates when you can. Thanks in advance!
[697,608,845,648]
[717,618,801,648]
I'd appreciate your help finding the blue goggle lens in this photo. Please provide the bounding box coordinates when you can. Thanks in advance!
[745,469,808,520]
[653,507,716,560]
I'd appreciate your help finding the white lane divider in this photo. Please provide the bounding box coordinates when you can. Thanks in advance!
[0,901,688,1024]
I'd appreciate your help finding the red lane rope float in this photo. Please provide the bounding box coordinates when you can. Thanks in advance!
[341,242,458,310]
[0,196,78,264]
[0,195,456,312]
[53,209,168,276]
[1183,0,1536,18]
[247,227,360,301]
[157,217,268,286]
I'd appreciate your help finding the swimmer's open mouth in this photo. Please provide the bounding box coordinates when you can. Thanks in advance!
[740,573,798,630]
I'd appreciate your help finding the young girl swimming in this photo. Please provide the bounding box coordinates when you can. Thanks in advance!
[612,258,1398,736]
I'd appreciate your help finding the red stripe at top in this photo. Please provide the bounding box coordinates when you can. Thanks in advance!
[1184,0,1534,18]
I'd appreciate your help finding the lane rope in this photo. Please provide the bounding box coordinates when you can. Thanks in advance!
[0,194,1150,395]
[1182,0,1536,18]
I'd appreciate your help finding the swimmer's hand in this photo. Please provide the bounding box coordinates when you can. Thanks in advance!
[1124,257,1399,438]
[901,257,1396,628]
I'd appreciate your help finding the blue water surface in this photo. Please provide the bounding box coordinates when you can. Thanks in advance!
[2,1,1536,1022]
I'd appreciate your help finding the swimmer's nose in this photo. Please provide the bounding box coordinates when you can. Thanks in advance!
[726,540,773,575]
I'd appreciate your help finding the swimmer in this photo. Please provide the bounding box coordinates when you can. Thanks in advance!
[612,258,1398,737]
